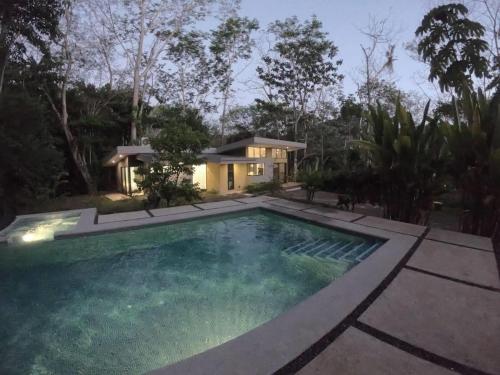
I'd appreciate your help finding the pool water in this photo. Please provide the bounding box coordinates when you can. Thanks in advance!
[0,210,382,374]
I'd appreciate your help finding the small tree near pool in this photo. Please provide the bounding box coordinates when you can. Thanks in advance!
[136,107,210,207]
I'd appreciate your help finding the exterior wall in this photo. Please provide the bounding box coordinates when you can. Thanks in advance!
[234,164,249,192]
[206,162,220,193]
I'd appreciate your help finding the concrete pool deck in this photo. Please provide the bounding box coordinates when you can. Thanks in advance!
[3,197,499,374]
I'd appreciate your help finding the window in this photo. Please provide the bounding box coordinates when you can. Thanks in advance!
[247,163,264,176]
[272,148,287,159]
[247,147,266,158]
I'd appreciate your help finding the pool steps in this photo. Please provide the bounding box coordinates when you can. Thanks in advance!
[282,239,380,262]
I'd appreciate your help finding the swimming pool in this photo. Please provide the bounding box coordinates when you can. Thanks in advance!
[0,209,383,374]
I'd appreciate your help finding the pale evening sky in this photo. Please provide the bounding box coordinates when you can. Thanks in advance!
[227,0,438,105]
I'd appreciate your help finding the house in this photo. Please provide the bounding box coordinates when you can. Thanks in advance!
[103,137,307,195]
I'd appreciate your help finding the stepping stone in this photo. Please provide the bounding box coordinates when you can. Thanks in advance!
[98,210,150,224]
[408,239,500,289]
[426,228,493,251]
[356,216,426,236]
[234,196,277,204]
[149,205,200,217]
[304,207,363,222]
[269,199,314,210]
[360,269,500,374]
[193,200,243,210]
[298,327,454,375]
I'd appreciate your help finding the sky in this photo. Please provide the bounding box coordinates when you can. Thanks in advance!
[229,0,437,105]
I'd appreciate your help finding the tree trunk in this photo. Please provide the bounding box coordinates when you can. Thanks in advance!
[0,50,7,95]
[131,0,146,142]
[51,1,95,194]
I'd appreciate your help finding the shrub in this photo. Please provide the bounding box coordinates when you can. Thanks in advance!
[245,180,281,195]
[298,171,325,201]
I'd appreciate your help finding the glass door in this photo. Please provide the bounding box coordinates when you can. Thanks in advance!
[227,164,234,190]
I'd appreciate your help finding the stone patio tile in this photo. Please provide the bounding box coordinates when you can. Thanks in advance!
[193,200,243,210]
[98,210,150,224]
[408,239,500,289]
[234,196,277,204]
[303,207,363,222]
[298,327,454,375]
[355,216,426,236]
[360,269,500,374]
[149,205,201,217]
[426,228,493,251]
[268,199,314,210]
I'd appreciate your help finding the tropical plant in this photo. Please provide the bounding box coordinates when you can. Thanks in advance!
[442,87,500,236]
[355,100,447,224]
[136,106,209,207]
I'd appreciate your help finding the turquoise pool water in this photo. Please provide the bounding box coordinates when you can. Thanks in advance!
[0,209,382,374]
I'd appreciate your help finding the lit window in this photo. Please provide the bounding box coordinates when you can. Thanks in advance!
[247,163,264,176]
[248,147,266,158]
[272,148,286,158]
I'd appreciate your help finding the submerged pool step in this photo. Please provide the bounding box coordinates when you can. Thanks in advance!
[283,239,379,261]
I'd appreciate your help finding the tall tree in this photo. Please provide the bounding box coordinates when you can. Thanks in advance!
[209,16,259,143]
[42,0,95,192]
[93,0,213,142]
[0,0,62,93]
[256,16,343,177]
[156,31,212,112]
[356,15,397,106]
[416,3,490,93]
[0,82,63,225]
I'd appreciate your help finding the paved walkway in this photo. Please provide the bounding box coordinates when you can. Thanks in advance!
[96,197,499,374]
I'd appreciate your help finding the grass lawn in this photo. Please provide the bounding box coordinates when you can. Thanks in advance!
[17,191,249,216]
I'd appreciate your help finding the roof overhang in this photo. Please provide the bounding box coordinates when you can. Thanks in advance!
[201,154,258,164]
[216,137,306,154]
[102,145,154,167]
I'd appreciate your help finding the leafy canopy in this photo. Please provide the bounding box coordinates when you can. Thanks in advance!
[416,3,489,93]
[257,16,343,105]
[137,106,210,207]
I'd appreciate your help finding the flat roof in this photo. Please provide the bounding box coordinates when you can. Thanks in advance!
[216,137,306,153]
[103,137,306,166]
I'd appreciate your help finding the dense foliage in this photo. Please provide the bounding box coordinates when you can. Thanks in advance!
[136,107,209,207]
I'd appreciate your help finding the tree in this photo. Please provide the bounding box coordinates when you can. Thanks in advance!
[257,16,343,177]
[356,15,397,106]
[416,3,490,93]
[0,0,62,94]
[42,0,95,193]
[66,83,132,187]
[209,16,259,143]
[93,0,214,142]
[137,106,210,207]
[155,30,213,112]
[0,89,63,226]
